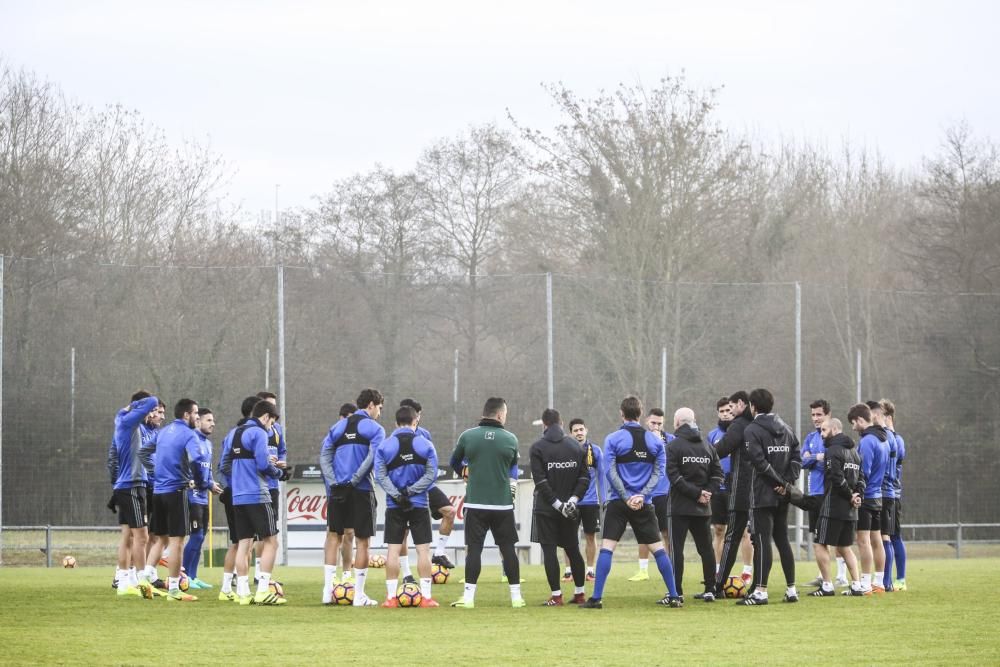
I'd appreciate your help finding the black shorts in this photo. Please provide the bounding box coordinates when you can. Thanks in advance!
[817,516,856,547]
[602,499,661,545]
[880,498,897,536]
[327,488,377,538]
[531,511,580,548]
[428,486,453,520]
[150,490,190,538]
[234,502,278,541]
[385,506,433,545]
[145,485,154,523]
[652,494,670,532]
[464,508,518,547]
[189,503,208,532]
[895,499,903,531]
[579,504,601,534]
[115,487,148,528]
[710,492,729,525]
[221,488,238,545]
[858,506,881,532]
[270,488,280,515]
[808,502,821,534]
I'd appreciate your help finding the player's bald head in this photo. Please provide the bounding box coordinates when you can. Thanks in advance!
[674,407,695,428]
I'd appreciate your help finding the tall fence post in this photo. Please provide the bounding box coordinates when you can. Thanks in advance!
[794,282,806,559]
[0,254,4,565]
[45,525,52,568]
[70,347,76,449]
[277,265,288,566]
[546,272,554,408]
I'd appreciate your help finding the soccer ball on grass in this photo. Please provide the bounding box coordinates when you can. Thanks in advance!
[332,582,355,605]
[431,563,450,584]
[368,554,386,568]
[62,555,77,568]
[396,582,422,607]
[722,575,747,599]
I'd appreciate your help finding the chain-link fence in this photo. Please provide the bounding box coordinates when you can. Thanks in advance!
[1,257,998,562]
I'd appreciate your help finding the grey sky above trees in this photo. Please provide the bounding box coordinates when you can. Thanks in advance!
[1,0,997,215]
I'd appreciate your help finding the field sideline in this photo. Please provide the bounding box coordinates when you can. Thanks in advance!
[2,559,998,665]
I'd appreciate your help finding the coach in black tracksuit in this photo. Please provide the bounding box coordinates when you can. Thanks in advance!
[713,390,754,596]
[667,411,724,600]
[743,388,801,604]
[530,409,591,605]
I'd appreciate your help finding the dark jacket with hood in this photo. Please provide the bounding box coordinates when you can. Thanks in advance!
[530,424,590,517]
[667,423,724,517]
[821,432,866,521]
[715,406,753,511]
[745,413,802,509]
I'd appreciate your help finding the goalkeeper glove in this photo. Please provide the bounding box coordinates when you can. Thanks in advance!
[394,494,414,511]
[106,494,118,513]
[560,500,579,521]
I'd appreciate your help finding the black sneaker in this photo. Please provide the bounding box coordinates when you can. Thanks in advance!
[112,578,119,590]
[783,592,799,603]
[402,575,416,584]
[579,597,603,609]
[693,592,705,600]
[845,587,866,597]
[152,579,168,591]
[701,591,716,603]
[810,588,835,597]
[739,594,768,606]
[656,594,683,608]
[431,554,456,570]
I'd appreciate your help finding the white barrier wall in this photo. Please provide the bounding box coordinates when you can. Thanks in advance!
[284,469,538,566]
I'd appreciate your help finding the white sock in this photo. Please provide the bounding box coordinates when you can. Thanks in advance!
[434,534,449,557]
[638,559,648,571]
[509,583,522,601]
[400,555,412,578]
[254,561,261,581]
[323,565,337,592]
[742,565,753,576]
[257,572,271,594]
[237,575,250,597]
[564,567,572,575]
[355,568,368,598]
[851,580,862,591]
[861,573,872,588]
[551,589,562,597]
[786,585,797,597]
[715,563,720,574]
[836,557,847,579]
[875,571,884,586]
[587,567,595,575]
[420,577,432,600]
[754,589,768,599]
[822,580,834,591]
[141,565,157,582]
[574,585,585,595]
[386,578,398,600]
[128,567,139,586]
[222,572,234,593]
[168,576,179,592]
[463,582,477,603]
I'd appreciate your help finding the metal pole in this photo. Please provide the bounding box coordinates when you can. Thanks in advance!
[0,254,4,565]
[546,272,554,408]
[660,346,667,410]
[956,480,961,559]
[46,525,52,568]
[265,348,270,391]
[70,347,76,450]
[795,283,805,558]
[452,348,459,445]
[856,348,862,403]
[277,265,288,566]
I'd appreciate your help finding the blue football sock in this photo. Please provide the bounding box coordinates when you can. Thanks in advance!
[883,541,894,589]
[890,535,906,579]
[593,548,614,600]
[653,548,678,598]
[183,528,206,579]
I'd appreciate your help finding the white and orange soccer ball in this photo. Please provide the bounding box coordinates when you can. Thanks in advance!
[62,555,77,568]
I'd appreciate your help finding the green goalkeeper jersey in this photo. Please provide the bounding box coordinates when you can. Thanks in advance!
[453,418,519,510]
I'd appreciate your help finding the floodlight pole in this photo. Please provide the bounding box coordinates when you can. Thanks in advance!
[0,255,4,564]
[660,347,667,411]
[546,273,554,408]
[794,282,806,559]
[277,264,288,566]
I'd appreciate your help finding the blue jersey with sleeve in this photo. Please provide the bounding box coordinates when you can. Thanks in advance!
[578,441,605,506]
[266,422,287,491]
[882,429,900,499]
[217,418,251,490]
[112,397,159,490]
[142,419,208,494]
[319,409,385,492]
[892,431,905,497]
[707,426,729,492]
[801,428,825,496]
[230,419,281,505]
[651,431,675,497]
[188,429,214,505]
[858,427,890,500]
[374,427,438,508]
[604,422,666,503]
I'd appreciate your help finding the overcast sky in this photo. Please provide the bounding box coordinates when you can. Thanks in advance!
[2,0,998,216]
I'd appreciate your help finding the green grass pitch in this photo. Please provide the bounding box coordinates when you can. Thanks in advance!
[2,559,998,665]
